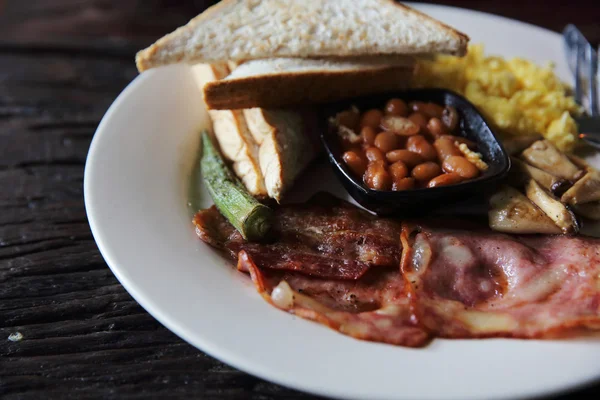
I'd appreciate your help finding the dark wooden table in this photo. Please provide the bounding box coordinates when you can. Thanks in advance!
[1,1,599,399]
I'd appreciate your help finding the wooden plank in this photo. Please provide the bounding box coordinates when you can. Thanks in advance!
[0,0,217,52]
[429,0,600,45]
[0,0,597,51]
[0,39,315,400]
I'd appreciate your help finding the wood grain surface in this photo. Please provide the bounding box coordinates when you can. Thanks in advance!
[1,1,599,399]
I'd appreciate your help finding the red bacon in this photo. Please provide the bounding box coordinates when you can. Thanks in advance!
[237,250,431,347]
[193,193,402,280]
[194,192,600,347]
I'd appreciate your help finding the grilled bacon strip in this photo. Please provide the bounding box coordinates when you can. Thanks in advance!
[237,250,431,347]
[194,192,600,347]
[193,193,402,280]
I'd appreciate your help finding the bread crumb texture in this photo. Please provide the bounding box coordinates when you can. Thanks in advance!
[136,0,467,71]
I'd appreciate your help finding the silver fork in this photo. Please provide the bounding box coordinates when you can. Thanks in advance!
[563,25,600,148]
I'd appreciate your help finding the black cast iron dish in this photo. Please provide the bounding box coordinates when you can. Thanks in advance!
[319,89,511,217]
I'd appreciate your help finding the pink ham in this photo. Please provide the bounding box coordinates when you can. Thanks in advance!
[401,223,600,338]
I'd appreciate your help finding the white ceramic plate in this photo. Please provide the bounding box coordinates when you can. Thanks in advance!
[84,4,600,400]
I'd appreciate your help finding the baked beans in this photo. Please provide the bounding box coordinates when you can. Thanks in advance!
[365,146,386,163]
[342,150,367,177]
[441,134,476,149]
[389,161,409,180]
[364,161,392,191]
[409,101,444,118]
[407,112,428,134]
[380,115,419,136]
[427,117,448,138]
[361,126,377,146]
[442,155,479,179]
[385,98,408,117]
[406,135,437,161]
[427,172,463,188]
[393,177,416,191]
[360,109,384,130]
[412,162,442,182]
[421,102,444,119]
[335,109,360,131]
[335,99,484,191]
[409,101,426,113]
[385,149,424,167]
[433,136,463,161]
[442,106,459,132]
[374,131,399,153]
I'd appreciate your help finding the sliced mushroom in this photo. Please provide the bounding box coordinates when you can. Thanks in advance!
[521,140,581,181]
[502,134,543,156]
[489,185,562,234]
[510,157,569,195]
[567,154,593,171]
[561,170,600,205]
[572,202,600,220]
[525,179,579,234]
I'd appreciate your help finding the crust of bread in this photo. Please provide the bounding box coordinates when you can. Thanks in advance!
[136,0,469,72]
[227,60,242,71]
[204,62,229,81]
[136,0,235,72]
[204,64,415,110]
[392,2,469,56]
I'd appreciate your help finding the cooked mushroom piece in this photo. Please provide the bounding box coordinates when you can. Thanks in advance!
[510,157,570,195]
[521,140,581,181]
[489,185,562,234]
[567,154,593,170]
[525,179,579,234]
[502,134,543,156]
[561,170,600,205]
[572,202,600,220]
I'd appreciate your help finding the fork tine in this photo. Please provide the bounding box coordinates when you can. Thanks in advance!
[575,41,583,107]
[591,44,599,116]
[564,25,586,75]
[563,25,579,73]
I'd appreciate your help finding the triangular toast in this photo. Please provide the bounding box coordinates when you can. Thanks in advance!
[136,0,468,72]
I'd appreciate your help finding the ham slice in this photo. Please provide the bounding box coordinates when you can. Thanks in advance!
[401,223,600,338]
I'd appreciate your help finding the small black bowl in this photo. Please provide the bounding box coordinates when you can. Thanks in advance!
[319,88,511,217]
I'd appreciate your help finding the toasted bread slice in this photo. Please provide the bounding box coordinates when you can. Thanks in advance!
[227,60,243,71]
[191,63,268,197]
[136,0,469,72]
[203,56,415,109]
[244,108,320,201]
